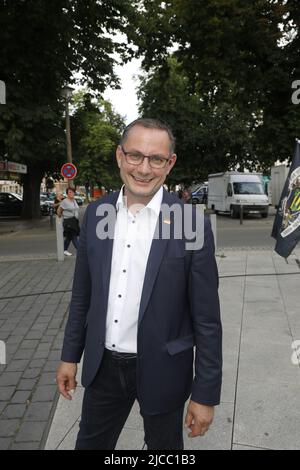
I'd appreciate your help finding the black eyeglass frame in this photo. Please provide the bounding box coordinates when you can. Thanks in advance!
[120,146,172,169]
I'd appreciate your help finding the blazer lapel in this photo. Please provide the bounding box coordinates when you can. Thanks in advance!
[138,189,174,326]
[99,192,118,315]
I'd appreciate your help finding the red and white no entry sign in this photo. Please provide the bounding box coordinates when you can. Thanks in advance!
[61,163,77,180]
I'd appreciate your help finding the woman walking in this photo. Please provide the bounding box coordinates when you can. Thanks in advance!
[57,187,80,256]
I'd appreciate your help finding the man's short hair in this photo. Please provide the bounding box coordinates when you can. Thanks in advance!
[120,118,176,154]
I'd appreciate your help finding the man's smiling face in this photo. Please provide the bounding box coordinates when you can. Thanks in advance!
[116,125,177,206]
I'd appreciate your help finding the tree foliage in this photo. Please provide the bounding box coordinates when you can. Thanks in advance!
[71,92,125,191]
[0,0,137,217]
[138,58,258,184]
[135,0,300,182]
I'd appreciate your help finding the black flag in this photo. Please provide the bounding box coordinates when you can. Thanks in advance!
[272,140,300,258]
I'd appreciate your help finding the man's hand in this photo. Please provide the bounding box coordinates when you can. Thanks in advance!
[56,361,77,400]
[184,400,214,438]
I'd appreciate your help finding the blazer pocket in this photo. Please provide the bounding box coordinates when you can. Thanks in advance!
[166,334,195,355]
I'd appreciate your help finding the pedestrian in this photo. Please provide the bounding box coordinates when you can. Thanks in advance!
[181,188,191,203]
[53,191,64,214]
[56,118,222,450]
[57,187,80,257]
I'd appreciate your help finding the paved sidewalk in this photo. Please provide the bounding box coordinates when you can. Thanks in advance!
[44,248,300,450]
[0,216,51,236]
[0,257,75,449]
[1,247,300,450]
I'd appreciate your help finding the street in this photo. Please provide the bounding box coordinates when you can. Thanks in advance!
[0,206,276,258]
[215,211,276,249]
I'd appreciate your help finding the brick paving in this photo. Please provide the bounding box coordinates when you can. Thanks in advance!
[0,258,75,449]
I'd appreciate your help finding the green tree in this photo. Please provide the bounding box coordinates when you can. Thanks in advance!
[135,0,300,173]
[71,92,125,191]
[138,58,261,185]
[0,0,137,218]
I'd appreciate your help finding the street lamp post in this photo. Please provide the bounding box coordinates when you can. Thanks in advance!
[61,85,74,188]
[57,85,74,263]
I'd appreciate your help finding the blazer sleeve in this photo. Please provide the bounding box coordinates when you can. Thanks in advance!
[190,216,222,406]
[61,205,91,363]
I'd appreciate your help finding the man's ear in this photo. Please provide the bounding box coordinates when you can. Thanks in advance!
[167,154,177,174]
[116,145,122,169]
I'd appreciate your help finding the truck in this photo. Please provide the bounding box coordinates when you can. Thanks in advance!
[270,164,289,208]
[207,172,269,218]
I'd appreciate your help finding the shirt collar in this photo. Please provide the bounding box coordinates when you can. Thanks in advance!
[116,185,163,216]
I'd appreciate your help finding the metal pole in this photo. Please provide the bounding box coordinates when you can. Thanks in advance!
[240,205,243,225]
[65,99,74,189]
[56,215,64,262]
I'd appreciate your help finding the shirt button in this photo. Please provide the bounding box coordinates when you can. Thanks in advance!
[123,269,126,273]
[127,244,131,248]
[114,320,118,323]
[118,294,122,298]
[112,344,115,348]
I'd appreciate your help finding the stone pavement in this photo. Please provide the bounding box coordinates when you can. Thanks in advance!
[0,216,51,236]
[0,257,75,449]
[1,247,300,450]
[45,248,300,451]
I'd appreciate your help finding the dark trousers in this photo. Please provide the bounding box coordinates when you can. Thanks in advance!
[75,349,184,450]
[64,234,79,251]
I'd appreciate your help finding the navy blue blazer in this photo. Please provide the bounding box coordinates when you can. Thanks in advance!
[61,189,222,415]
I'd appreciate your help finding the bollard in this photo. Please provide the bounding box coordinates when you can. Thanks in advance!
[240,205,243,225]
[56,215,64,262]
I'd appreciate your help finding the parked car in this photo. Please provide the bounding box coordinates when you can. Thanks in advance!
[40,194,54,215]
[74,194,84,206]
[0,192,22,216]
[0,192,54,217]
[191,185,208,204]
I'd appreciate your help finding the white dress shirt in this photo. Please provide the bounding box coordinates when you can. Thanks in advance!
[105,186,163,353]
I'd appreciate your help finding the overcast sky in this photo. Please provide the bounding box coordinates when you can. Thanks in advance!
[103,57,143,125]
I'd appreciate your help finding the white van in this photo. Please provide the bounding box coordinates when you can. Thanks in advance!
[208,172,269,218]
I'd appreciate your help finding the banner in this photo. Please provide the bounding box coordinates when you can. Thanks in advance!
[272,140,300,258]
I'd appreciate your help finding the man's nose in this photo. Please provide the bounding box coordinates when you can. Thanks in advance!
[137,156,152,174]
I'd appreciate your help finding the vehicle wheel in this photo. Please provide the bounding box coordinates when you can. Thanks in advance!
[230,207,237,219]
[261,212,268,218]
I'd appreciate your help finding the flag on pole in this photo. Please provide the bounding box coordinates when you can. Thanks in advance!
[272,140,300,258]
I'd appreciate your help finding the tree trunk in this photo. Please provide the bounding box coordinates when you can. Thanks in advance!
[21,164,44,219]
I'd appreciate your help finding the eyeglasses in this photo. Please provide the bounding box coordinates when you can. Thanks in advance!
[121,146,171,169]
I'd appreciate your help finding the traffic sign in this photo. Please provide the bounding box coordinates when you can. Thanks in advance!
[61,163,77,180]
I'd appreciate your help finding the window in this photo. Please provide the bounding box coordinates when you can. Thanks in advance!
[233,182,265,195]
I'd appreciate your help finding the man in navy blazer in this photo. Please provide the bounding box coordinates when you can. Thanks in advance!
[56,118,222,450]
